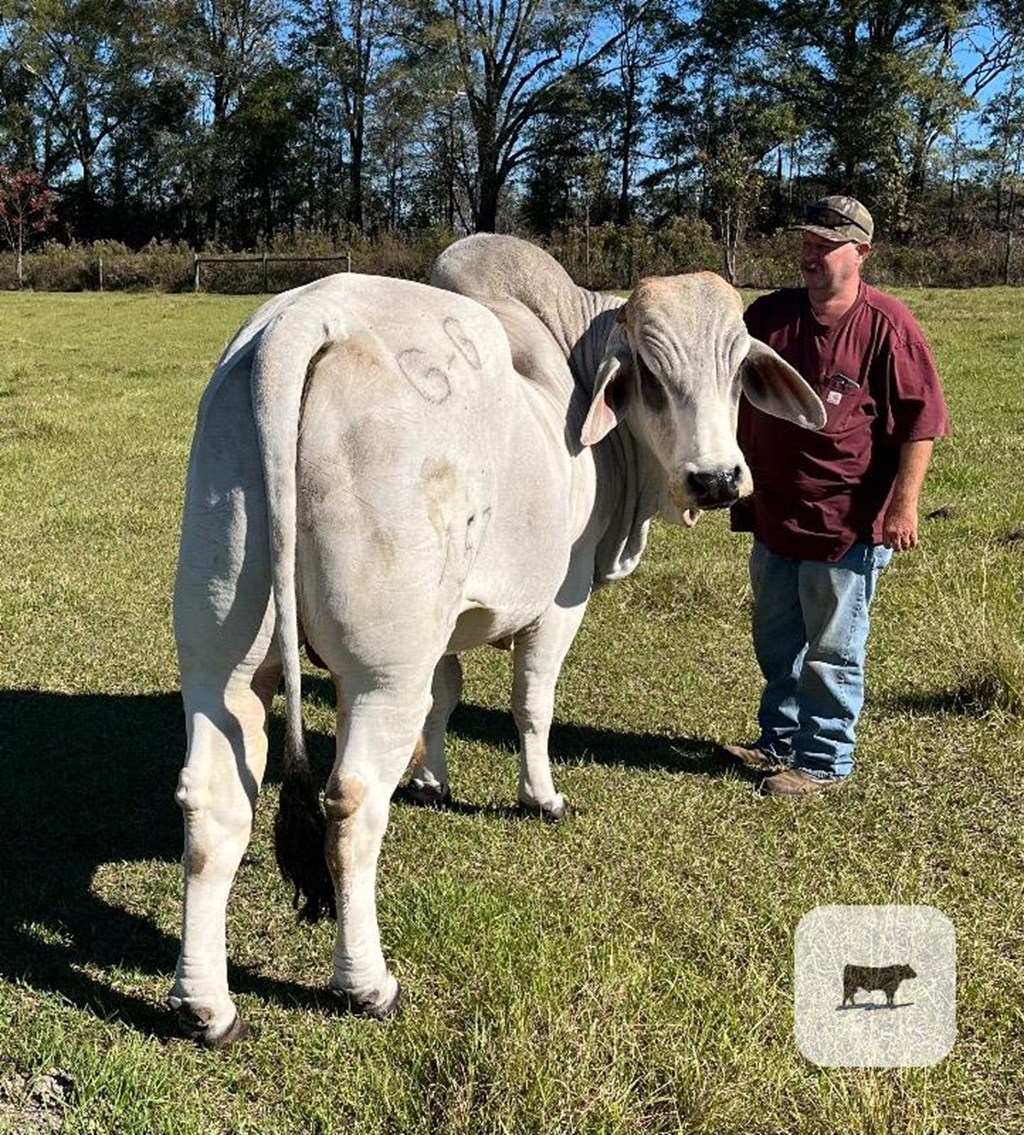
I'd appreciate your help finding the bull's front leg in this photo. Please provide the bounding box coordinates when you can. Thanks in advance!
[404,653,462,807]
[511,596,590,822]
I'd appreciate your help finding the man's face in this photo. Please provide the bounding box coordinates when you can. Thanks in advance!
[799,232,869,295]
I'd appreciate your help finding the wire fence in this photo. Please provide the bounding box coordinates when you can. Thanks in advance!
[192,252,352,292]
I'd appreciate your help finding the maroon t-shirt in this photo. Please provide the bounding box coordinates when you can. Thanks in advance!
[732,283,949,561]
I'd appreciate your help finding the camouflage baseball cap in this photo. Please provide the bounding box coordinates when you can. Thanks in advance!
[791,195,874,244]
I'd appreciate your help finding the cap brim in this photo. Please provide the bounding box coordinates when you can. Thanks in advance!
[788,223,870,244]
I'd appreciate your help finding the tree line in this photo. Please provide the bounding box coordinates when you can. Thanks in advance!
[1,0,1023,272]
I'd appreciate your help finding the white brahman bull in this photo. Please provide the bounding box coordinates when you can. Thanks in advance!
[168,235,824,1046]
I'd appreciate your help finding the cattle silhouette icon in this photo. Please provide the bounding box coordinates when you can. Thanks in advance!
[842,963,917,1007]
[795,905,955,1066]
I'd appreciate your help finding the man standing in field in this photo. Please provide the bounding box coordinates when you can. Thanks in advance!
[724,196,949,796]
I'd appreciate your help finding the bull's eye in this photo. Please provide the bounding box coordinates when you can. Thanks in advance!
[637,355,668,412]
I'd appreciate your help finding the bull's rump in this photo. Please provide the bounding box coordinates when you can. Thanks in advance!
[290,296,574,669]
[177,274,575,679]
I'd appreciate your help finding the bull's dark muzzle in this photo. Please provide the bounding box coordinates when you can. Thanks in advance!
[688,467,742,508]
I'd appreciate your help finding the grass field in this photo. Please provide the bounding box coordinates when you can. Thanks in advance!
[1,286,1022,1134]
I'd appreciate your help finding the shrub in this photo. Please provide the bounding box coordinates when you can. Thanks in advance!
[350,227,454,281]
[870,233,1020,288]
[0,239,194,291]
[187,229,456,293]
[546,219,721,290]
[646,217,722,277]
[2,225,1021,292]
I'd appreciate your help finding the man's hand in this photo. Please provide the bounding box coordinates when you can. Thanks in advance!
[883,497,919,552]
[884,439,934,552]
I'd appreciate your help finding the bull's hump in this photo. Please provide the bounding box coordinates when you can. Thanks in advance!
[433,234,619,373]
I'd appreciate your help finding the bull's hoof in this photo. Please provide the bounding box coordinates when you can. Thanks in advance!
[167,997,250,1049]
[330,981,402,1020]
[398,780,452,810]
[518,794,570,823]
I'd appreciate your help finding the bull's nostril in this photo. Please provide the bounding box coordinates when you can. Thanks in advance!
[688,468,741,508]
[687,470,714,497]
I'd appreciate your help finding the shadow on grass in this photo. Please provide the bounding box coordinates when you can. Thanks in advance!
[0,686,727,1039]
[876,681,1009,717]
[447,701,724,776]
[388,700,736,817]
[305,672,726,778]
[305,674,734,816]
[0,688,375,1043]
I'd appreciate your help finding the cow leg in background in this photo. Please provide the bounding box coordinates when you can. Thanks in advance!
[405,654,463,806]
[512,594,590,821]
[168,653,279,1047]
[325,682,432,1015]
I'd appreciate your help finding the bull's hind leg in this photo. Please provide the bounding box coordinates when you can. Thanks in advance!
[325,683,431,1015]
[169,351,278,1045]
[405,654,463,807]
[167,657,279,1047]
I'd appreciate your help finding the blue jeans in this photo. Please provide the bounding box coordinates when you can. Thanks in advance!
[750,541,892,778]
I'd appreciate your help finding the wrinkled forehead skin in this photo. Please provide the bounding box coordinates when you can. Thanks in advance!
[621,272,748,378]
[613,271,755,520]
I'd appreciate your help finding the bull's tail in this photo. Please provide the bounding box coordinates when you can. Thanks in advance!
[251,296,346,922]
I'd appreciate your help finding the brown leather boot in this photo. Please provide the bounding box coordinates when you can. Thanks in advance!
[719,742,791,773]
[761,767,847,796]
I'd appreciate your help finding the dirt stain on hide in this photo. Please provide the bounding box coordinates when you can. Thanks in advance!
[369,523,397,571]
[325,772,367,822]
[304,333,388,411]
[185,845,208,876]
[325,332,386,377]
[337,417,400,479]
[408,733,427,772]
[421,457,458,543]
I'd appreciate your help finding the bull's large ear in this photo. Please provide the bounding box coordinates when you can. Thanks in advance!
[581,323,634,446]
[742,338,826,430]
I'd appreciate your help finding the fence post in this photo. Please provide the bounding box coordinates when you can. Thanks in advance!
[98,256,104,292]
[346,250,351,272]
[262,252,269,292]
[193,254,200,293]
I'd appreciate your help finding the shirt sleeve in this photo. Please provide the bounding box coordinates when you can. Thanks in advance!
[885,336,950,444]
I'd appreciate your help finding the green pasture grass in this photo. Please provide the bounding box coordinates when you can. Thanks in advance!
[1,287,1022,1134]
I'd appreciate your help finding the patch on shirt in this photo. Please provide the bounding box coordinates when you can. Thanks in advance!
[827,390,843,404]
